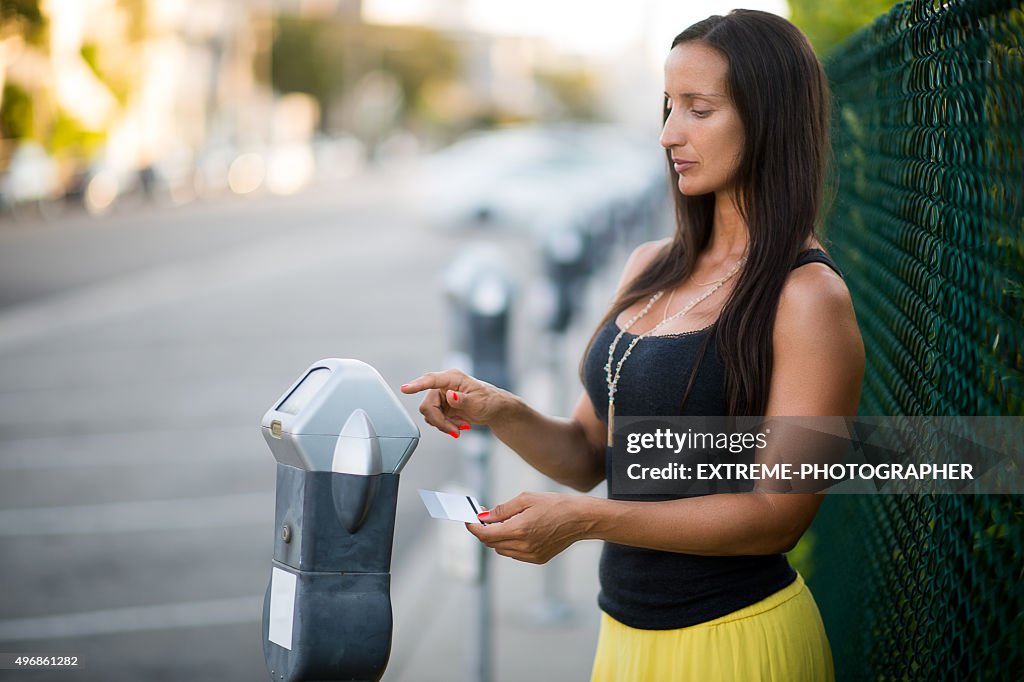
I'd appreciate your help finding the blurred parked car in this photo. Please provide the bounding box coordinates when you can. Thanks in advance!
[416,124,663,236]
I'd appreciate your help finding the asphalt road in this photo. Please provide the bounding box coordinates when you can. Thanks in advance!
[0,171,545,681]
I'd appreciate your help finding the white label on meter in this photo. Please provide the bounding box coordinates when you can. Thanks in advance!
[268,567,297,650]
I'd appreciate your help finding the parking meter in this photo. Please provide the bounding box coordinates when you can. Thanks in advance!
[443,246,516,391]
[540,225,591,334]
[442,247,517,682]
[260,358,419,682]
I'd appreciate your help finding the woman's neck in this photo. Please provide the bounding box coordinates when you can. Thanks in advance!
[706,190,748,261]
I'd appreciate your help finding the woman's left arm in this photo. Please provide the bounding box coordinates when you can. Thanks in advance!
[469,264,865,563]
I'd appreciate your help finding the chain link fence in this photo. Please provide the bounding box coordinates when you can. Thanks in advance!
[802,0,1023,679]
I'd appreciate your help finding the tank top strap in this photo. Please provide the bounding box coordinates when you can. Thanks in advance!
[793,247,843,278]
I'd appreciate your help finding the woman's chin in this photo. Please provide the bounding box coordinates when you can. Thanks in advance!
[677,180,710,197]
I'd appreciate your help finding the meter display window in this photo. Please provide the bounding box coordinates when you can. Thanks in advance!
[277,368,331,415]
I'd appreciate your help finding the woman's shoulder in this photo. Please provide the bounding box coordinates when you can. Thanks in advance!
[615,238,672,291]
[774,254,863,370]
[790,240,845,279]
[778,256,852,327]
[768,247,865,415]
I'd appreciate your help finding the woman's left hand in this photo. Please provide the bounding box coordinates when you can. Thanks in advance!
[467,492,589,564]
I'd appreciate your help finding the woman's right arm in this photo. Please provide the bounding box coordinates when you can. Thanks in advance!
[401,239,669,492]
[400,370,606,492]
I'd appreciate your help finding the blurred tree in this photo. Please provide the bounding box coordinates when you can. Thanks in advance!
[534,67,602,121]
[789,0,896,54]
[74,0,146,108]
[79,42,131,105]
[1,0,46,45]
[48,108,105,159]
[369,25,459,119]
[269,16,345,126]
[1,82,32,140]
[1,0,46,169]
[2,0,139,154]
[268,18,459,142]
[117,0,147,44]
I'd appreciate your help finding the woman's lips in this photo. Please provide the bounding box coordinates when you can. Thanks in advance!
[673,160,697,173]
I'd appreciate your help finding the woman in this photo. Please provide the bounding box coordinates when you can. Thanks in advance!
[402,9,864,681]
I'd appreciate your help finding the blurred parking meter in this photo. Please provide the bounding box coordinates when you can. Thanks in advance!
[609,198,639,245]
[581,208,617,275]
[540,226,590,335]
[443,246,516,682]
[443,246,515,391]
[260,359,420,682]
[532,224,601,623]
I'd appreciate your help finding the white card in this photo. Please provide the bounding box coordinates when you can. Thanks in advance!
[418,489,486,524]
[268,567,297,650]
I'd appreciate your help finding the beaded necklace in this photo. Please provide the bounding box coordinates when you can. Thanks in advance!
[604,256,746,446]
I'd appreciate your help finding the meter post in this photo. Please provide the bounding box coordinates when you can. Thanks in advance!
[531,219,597,624]
[260,359,419,682]
[444,246,516,682]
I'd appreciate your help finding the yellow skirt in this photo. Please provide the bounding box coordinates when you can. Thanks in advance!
[590,573,834,682]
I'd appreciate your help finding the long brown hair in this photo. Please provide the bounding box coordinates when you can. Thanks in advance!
[581,10,833,416]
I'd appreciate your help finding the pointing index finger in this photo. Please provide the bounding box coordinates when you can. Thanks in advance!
[400,371,461,394]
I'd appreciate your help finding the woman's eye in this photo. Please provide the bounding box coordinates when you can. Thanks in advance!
[691,109,711,119]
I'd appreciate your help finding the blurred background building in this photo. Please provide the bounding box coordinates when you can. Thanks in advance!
[1,0,840,218]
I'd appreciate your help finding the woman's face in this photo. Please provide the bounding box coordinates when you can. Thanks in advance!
[660,41,745,199]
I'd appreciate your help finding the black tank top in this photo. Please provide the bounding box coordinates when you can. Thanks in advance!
[582,248,842,630]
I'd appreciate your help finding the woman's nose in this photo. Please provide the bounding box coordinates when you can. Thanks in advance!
[660,112,685,150]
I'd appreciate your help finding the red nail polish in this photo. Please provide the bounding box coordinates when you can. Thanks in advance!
[400,384,410,390]
[449,431,459,438]
[459,423,471,430]
[452,392,459,401]
[477,511,490,519]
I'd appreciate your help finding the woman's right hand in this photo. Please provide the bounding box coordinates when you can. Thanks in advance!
[400,369,512,438]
